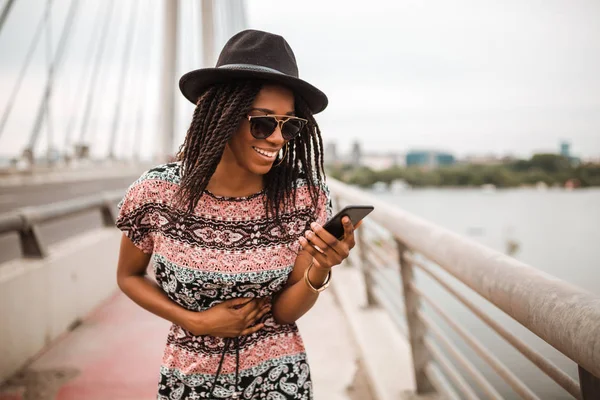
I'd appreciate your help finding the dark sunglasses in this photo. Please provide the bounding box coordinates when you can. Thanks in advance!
[246,114,307,141]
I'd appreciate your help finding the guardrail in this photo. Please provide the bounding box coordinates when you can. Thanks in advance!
[2,180,598,399]
[0,190,123,258]
[328,179,600,400]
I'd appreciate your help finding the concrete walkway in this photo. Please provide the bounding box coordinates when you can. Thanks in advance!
[0,286,365,400]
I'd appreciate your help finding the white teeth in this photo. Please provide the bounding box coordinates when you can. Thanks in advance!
[252,147,277,157]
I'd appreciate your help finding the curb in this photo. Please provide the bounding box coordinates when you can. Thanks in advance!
[330,262,417,400]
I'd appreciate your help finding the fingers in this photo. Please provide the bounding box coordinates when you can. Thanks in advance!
[299,238,332,267]
[303,229,329,253]
[341,217,355,241]
[227,297,255,309]
[239,322,265,336]
[309,222,338,249]
[245,301,271,324]
[308,221,350,261]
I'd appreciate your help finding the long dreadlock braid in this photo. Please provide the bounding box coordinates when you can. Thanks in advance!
[176,81,327,230]
[263,94,326,223]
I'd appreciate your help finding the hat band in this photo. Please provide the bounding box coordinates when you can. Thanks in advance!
[217,64,288,76]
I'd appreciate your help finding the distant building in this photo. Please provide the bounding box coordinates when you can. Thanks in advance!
[560,141,570,158]
[406,150,455,168]
[324,141,339,165]
[350,141,362,166]
[559,140,581,165]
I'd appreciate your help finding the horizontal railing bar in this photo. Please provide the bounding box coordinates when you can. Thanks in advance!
[425,363,461,400]
[367,263,403,305]
[21,196,102,224]
[411,283,540,400]
[423,336,480,400]
[372,286,408,337]
[407,254,582,399]
[364,241,396,268]
[362,225,394,247]
[0,213,24,234]
[364,228,397,255]
[0,189,124,232]
[328,179,600,378]
[418,309,503,400]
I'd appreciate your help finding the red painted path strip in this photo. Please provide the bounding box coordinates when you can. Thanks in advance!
[2,291,170,400]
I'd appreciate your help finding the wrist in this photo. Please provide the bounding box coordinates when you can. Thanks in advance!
[176,308,210,335]
[306,259,331,290]
[309,265,330,283]
[172,307,191,328]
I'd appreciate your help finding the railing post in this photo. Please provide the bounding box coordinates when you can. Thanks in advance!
[356,225,378,307]
[579,365,600,399]
[101,199,116,227]
[397,239,434,394]
[19,214,46,258]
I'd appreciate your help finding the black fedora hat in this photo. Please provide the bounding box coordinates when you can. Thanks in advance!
[179,29,328,114]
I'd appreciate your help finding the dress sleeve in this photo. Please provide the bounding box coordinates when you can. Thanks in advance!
[115,176,157,254]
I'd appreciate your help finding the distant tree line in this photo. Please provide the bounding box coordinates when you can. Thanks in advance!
[326,154,600,188]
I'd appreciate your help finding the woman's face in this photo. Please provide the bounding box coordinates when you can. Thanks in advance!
[226,84,295,176]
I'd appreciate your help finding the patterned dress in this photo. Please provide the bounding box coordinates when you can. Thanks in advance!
[115,162,332,399]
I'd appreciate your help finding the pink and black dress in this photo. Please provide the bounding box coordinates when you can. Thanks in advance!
[115,162,331,399]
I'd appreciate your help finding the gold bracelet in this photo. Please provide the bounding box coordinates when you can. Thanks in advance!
[303,259,332,293]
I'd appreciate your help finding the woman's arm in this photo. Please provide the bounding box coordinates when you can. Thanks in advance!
[271,217,358,325]
[271,250,329,324]
[116,234,200,328]
[116,234,269,337]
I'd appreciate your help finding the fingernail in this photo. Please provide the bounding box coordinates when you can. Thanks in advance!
[305,230,312,238]
[311,222,318,229]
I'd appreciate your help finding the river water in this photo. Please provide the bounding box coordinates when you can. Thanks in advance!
[369,187,600,399]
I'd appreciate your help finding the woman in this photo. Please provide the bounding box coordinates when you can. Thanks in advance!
[115,29,359,399]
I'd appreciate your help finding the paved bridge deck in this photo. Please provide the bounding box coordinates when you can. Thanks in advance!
[0,268,389,400]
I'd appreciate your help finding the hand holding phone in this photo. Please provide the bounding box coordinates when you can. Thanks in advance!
[322,205,374,239]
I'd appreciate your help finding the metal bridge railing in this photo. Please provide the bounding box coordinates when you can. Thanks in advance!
[2,179,598,399]
[0,190,123,258]
[328,178,600,400]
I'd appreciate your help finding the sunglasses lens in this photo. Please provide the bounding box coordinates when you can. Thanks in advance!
[281,119,305,140]
[250,117,278,139]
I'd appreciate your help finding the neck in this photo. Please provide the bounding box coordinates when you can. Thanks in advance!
[206,147,264,197]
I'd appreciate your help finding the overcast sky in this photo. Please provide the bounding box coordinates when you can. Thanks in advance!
[247,0,600,159]
[1,0,599,160]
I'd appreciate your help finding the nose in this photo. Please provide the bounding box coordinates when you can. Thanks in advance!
[265,122,285,146]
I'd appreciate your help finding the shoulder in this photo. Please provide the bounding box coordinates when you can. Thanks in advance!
[290,174,332,218]
[134,161,182,186]
[292,174,331,203]
[117,162,181,211]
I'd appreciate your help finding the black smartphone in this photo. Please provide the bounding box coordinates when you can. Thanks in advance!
[322,205,374,239]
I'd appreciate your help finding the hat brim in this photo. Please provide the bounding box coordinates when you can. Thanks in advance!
[179,67,328,114]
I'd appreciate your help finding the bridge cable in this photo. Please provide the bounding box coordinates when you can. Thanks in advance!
[0,0,16,36]
[76,0,115,150]
[62,1,107,155]
[25,0,81,161]
[189,0,199,67]
[131,4,154,161]
[108,0,140,160]
[0,3,50,140]
[43,0,53,161]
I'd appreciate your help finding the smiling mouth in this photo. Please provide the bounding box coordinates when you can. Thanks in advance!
[252,146,278,158]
